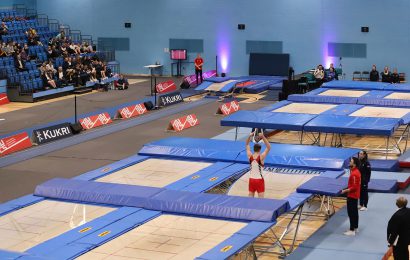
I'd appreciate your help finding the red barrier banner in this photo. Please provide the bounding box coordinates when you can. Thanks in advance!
[183,70,217,87]
[0,132,32,157]
[80,112,112,130]
[167,114,199,132]
[0,93,9,105]
[117,103,147,119]
[217,100,240,115]
[156,80,177,94]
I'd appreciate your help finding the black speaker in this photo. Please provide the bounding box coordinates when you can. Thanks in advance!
[144,101,154,110]
[124,22,131,28]
[238,24,245,30]
[361,26,369,32]
[180,81,190,89]
[70,122,83,134]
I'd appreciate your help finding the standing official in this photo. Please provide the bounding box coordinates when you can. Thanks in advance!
[387,197,410,260]
[358,150,371,211]
[194,53,203,85]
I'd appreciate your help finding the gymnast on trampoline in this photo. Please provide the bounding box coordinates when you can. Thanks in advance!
[246,131,271,198]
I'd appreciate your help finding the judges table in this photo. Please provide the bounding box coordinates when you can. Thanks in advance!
[144,64,163,95]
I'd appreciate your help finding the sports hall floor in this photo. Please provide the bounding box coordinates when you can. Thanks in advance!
[0,76,274,203]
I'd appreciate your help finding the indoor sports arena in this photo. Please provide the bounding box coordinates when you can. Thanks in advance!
[0,1,410,260]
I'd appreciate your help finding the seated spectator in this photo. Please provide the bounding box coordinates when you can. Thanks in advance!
[369,65,379,81]
[0,42,6,57]
[14,53,26,72]
[43,70,57,89]
[4,42,14,56]
[55,30,66,42]
[56,66,67,86]
[391,68,400,84]
[116,74,129,90]
[314,64,325,82]
[326,67,337,82]
[0,22,8,36]
[328,63,339,80]
[45,60,56,74]
[381,66,391,83]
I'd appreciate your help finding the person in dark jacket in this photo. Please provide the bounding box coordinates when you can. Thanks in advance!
[369,65,379,82]
[391,68,400,84]
[387,197,410,260]
[358,150,371,211]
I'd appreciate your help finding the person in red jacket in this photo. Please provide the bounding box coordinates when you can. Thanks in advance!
[341,157,361,236]
[194,53,204,85]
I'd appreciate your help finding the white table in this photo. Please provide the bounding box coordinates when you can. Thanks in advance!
[144,64,163,95]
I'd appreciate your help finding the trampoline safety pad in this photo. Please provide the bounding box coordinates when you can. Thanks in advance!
[97,158,212,188]
[0,200,114,252]
[77,214,247,260]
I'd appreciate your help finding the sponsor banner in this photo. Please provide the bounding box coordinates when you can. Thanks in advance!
[33,123,73,145]
[167,114,199,132]
[216,100,240,116]
[0,132,32,157]
[183,70,217,87]
[0,93,9,105]
[156,80,177,94]
[117,103,147,119]
[80,112,112,130]
[159,92,183,107]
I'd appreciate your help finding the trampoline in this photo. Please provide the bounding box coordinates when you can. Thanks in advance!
[272,102,337,114]
[384,92,410,100]
[318,89,369,97]
[350,106,410,119]
[0,200,114,252]
[96,158,212,187]
[77,214,247,260]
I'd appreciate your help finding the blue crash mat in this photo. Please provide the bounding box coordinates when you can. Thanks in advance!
[296,176,346,196]
[369,159,400,172]
[138,137,245,162]
[220,110,316,131]
[195,81,214,91]
[34,178,290,222]
[358,97,410,108]
[322,80,389,90]
[384,83,410,92]
[139,137,359,170]
[340,177,398,193]
[288,93,359,104]
[304,114,401,136]
[205,76,232,83]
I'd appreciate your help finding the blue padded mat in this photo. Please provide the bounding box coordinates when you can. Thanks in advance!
[384,84,410,92]
[321,104,362,116]
[322,80,389,90]
[147,190,289,222]
[320,170,346,178]
[362,90,392,98]
[195,81,214,91]
[196,221,275,260]
[205,77,232,83]
[220,111,316,131]
[0,194,44,217]
[236,144,359,170]
[34,178,164,207]
[369,159,400,172]
[257,100,291,112]
[34,178,290,222]
[358,97,410,108]
[296,176,345,196]
[139,137,359,170]
[242,80,271,94]
[288,94,359,104]
[139,137,245,162]
[286,192,312,211]
[304,114,400,136]
[340,177,397,193]
[0,249,27,259]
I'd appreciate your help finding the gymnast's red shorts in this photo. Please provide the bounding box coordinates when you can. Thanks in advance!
[249,178,265,193]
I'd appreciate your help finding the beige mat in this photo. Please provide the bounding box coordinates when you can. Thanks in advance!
[97,158,211,187]
[206,80,236,91]
[0,200,114,252]
[273,103,337,114]
[77,214,246,260]
[384,92,410,100]
[350,106,410,118]
[319,89,368,97]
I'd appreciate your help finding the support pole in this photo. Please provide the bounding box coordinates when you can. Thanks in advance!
[74,95,77,123]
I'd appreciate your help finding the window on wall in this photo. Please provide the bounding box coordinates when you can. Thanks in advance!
[169,39,204,53]
[246,40,283,54]
[97,38,130,51]
[328,42,367,58]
